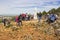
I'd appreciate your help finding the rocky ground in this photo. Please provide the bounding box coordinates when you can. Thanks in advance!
[0,20,60,40]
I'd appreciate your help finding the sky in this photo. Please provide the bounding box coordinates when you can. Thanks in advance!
[0,0,60,16]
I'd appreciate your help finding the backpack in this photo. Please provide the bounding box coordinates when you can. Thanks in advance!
[49,14,56,21]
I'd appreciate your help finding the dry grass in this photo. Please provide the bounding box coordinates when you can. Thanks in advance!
[0,20,60,40]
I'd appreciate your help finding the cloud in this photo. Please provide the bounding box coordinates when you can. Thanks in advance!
[42,1,60,6]
[0,0,60,16]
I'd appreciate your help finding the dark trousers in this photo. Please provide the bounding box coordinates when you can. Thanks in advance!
[4,22,6,26]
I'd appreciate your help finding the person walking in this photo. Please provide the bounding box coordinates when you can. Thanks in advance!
[37,13,42,22]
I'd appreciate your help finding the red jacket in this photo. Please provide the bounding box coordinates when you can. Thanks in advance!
[21,14,26,17]
[15,16,18,22]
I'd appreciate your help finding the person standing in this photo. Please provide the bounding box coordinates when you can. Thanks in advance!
[37,13,42,22]
[25,14,28,21]
[3,18,7,26]
[15,16,18,23]
[18,15,22,26]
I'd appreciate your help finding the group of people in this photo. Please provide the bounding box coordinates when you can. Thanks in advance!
[2,15,22,27]
[15,14,33,26]
[2,13,58,27]
[37,13,58,24]
[2,14,33,27]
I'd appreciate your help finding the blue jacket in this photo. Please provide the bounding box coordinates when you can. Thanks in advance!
[49,14,56,21]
